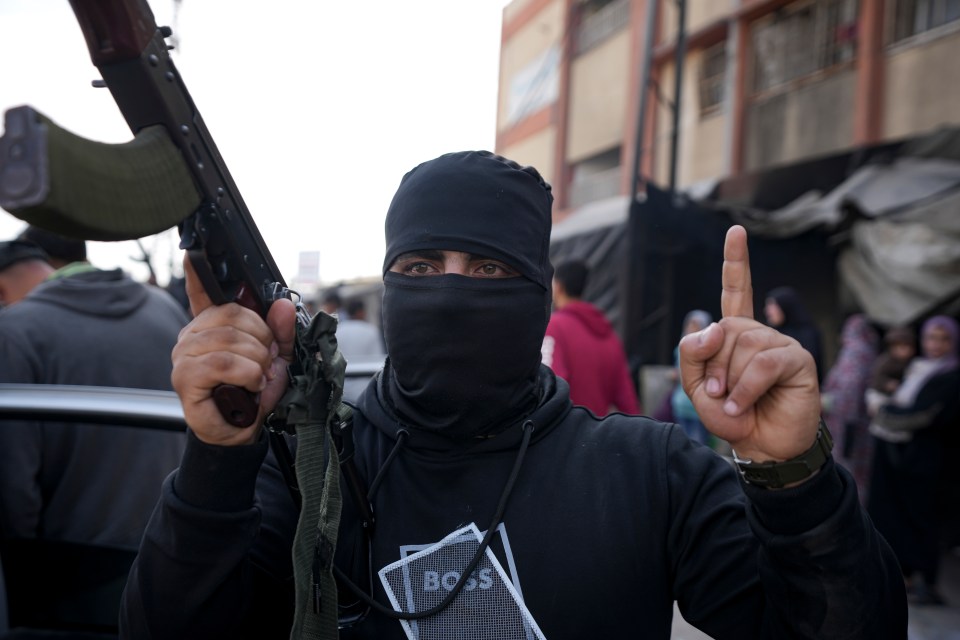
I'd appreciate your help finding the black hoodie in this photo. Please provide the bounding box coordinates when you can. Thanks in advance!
[122,151,905,638]
[121,366,906,639]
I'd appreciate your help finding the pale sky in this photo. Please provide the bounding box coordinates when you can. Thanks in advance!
[0,0,510,288]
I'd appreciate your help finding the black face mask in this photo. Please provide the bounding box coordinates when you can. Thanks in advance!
[378,151,554,438]
[382,272,547,438]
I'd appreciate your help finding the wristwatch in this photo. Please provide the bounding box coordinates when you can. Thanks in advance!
[732,419,833,489]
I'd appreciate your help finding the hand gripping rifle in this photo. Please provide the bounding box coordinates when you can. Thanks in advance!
[0,0,373,632]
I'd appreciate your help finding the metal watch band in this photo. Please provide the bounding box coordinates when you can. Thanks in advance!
[732,419,834,489]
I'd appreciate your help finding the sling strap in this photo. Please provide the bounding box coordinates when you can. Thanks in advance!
[271,310,346,639]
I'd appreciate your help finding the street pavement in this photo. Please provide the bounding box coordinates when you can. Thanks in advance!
[909,550,960,640]
[669,550,960,639]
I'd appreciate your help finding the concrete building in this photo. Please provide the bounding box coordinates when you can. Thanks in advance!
[495,0,960,222]
[494,7,960,632]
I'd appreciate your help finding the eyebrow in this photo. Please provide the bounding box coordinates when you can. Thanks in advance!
[393,250,501,263]
[393,250,445,263]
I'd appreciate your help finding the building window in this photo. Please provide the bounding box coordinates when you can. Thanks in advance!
[575,0,631,55]
[568,148,622,208]
[698,42,727,115]
[751,0,858,93]
[891,0,960,41]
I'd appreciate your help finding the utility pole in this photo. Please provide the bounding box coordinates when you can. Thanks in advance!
[625,0,688,365]
[668,0,687,193]
[629,0,660,201]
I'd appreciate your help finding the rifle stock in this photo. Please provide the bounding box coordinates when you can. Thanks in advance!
[69,0,303,427]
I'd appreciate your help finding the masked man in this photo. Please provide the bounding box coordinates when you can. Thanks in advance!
[121,151,906,639]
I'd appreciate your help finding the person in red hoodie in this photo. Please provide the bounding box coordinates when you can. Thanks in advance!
[541,259,640,416]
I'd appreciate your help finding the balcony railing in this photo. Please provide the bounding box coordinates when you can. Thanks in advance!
[576,0,631,55]
[568,165,622,208]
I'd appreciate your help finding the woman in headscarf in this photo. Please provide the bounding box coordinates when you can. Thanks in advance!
[867,315,960,605]
[820,314,879,504]
[869,326,917,396]
[864,326,917,422]
[764,287,824,383]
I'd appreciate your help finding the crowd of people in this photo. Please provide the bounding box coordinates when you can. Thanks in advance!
[851,316,958,606]
[0,149,951,639]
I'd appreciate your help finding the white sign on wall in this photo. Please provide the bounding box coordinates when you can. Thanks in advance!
[296,250,321,284]
[506,45,560,127]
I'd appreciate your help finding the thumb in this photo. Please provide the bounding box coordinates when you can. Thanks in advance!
[266,298,297,365]
[182,253,215,319]
[258,298,298,417]
[678,322,725,396]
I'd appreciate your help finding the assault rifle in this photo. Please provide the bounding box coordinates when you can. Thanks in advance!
[0,0,375,629]
[1,0,309,510]
[0,0,377,533]
[1,0,294,427]
[73,0,302,427]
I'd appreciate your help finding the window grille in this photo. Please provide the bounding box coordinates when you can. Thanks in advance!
[751,0,858,93]
[698,42,727,114]
[576,0,631,55]
[568,148,621,208]
[891,0,960,41]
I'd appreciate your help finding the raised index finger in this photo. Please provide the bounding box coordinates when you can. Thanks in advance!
[721,225,754,319]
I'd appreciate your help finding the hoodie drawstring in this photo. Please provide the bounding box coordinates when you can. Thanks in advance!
[333,419,536,621]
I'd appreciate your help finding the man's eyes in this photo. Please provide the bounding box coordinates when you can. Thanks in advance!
[393,256,518,278]
[404,261,437,275]
[474,262,510,277]
[473,262,517,278]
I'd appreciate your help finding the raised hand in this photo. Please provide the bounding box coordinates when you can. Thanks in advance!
[677,225,820,462]
[170,255,297,446]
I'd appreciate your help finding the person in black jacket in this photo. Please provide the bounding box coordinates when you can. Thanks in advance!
[120,151,906,639]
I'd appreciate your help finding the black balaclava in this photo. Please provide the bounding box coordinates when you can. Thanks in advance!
[380,150,554,439]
